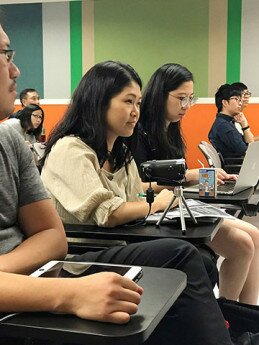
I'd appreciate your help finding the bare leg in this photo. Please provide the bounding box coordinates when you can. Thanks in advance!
[209,219,255,302]
[232,219,259,304]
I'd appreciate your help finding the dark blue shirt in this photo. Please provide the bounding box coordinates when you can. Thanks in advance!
[208,113,247,158]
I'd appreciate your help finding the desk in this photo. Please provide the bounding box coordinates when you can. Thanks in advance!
[184,187,255,207]
[0,267,186,345]
[184,186,259,218]
[64,219,222,246]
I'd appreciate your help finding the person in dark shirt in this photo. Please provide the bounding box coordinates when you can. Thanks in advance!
[231,82,259,142]
[132,63,259,305]
[208,83,248,158]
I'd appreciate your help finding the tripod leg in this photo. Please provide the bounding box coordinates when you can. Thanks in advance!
[178,197,187,233]
[156,195,177,227]
[181,196,198,224]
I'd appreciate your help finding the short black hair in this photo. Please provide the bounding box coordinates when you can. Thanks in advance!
[231,82,248,92]
[19,88,38,106]
[215,84,242,112]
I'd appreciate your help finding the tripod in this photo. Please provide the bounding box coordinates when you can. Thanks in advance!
[156,186,197,234]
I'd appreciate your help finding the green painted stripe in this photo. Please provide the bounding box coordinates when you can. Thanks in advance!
[70,1,82,94]
[226,0,242,83]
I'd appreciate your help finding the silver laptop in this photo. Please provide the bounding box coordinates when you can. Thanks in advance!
[184,141,259,195]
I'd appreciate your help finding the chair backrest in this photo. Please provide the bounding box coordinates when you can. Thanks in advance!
[32,142,46,159]
[198,141,222,168]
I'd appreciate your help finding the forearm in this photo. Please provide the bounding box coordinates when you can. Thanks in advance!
[185,169,199,183]
[0,271,142,324]
[106,202,153,227]
[0,228,67,274]
[0,272,69,313]
[243,128,254,143]
[142,182,173,193]
[106,199,165,227]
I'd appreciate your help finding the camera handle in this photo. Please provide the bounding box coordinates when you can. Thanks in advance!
[156,186,197,234]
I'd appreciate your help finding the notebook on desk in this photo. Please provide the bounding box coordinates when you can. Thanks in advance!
[184,141,259,195]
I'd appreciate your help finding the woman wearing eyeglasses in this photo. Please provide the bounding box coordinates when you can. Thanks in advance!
[3,104,44,146]
[132,63,259,305]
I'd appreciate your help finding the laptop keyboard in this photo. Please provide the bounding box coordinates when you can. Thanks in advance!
[217,181,236,193]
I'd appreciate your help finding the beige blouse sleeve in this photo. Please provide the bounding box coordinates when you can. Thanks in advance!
[41,137,124,226]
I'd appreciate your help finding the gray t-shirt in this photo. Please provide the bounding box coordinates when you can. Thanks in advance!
[2,118,36,144]
[0,125,48,254]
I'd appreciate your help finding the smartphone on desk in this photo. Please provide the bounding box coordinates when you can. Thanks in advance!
[31,260,143,282]
[199,168,217,198]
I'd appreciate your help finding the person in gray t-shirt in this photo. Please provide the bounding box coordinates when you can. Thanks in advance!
[0,123,68,273]
[0,125,47,254]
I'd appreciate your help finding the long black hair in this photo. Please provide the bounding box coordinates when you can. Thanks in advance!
[139,63,193,160]
[41,61,142,171]
[19,104,44,140]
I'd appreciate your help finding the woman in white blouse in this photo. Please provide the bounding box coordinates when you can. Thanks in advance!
[41,62,174,227]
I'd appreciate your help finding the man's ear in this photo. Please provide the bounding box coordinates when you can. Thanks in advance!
[222,99,228,109]
[21,98,27,107]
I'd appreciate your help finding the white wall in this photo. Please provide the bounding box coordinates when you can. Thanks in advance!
[241,0,259,95]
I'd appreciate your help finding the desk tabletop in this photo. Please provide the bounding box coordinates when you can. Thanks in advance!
[0,267,186,345]
[184,187,254,206]
[64,219,222,245]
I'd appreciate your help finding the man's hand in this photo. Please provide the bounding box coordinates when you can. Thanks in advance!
[234,112,248,128]
[63,272,143,324]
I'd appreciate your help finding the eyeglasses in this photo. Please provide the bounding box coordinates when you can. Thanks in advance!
[169,94,198,107]
[32,114,43,120]
[242,91,252,97]
[0,49,15,63]
[229,97,242,104]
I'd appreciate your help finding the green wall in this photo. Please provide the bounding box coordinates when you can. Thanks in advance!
[94,0,209,95]
[1,4,44,97]
[226,0,242,83]
[70,1,82,94]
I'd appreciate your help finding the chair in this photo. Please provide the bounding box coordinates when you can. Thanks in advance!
[198,141,242,174]
[32,142,46,159]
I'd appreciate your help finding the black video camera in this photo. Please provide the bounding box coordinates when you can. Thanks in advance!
[140,159,186,186]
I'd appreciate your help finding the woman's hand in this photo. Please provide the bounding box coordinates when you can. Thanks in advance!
[152,189,178,212]
[185,169,200,182]
[216,168,238,185]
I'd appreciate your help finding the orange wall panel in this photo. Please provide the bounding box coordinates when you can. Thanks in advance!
[13,104,68,137]
[182,104,259,168]
[182,104,217,169]
[8,102,259,170]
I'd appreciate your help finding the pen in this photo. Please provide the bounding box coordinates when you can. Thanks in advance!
[137,193,146,197]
